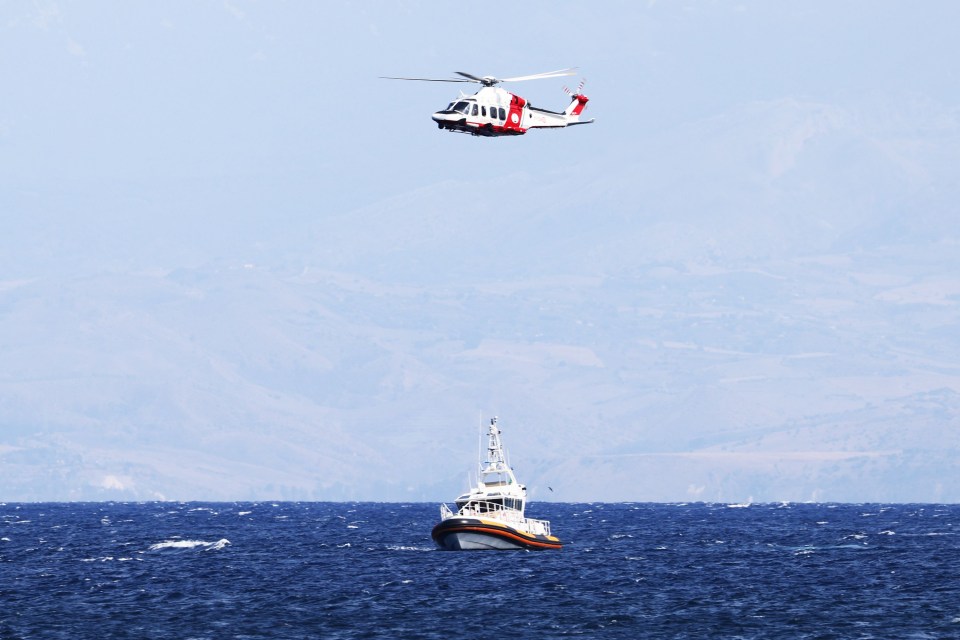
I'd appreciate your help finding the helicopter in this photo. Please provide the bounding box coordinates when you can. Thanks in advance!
[381,68,593,137]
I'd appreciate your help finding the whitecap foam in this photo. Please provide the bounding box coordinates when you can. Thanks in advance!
[81,555,139,562]
[148,538,231,551]
[386,545,433,552]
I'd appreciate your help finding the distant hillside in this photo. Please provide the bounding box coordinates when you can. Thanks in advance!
[2,98,959,502]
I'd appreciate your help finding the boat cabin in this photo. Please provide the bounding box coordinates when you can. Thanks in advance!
[456,497,525,514]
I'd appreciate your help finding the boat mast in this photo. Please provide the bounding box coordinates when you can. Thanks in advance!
[479,417,517,487]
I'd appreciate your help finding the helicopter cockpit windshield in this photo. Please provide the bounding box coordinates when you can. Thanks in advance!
[448,101,471,114]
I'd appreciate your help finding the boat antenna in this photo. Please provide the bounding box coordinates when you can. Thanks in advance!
[478,414,484,474]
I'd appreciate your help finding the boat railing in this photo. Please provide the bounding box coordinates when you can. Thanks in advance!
[534,518,552,537]
[455,500,518,519]
[443,499,552,537]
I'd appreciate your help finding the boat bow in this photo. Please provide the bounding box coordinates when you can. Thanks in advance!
[432,417,562,551]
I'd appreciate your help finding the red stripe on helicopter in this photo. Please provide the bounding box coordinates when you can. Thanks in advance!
[504,92,527,132]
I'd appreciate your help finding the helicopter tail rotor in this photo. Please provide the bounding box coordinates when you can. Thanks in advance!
[563,79,590,119]
[563,78,587,97]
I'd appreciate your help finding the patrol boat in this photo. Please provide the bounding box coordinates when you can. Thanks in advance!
[431,417,562,551]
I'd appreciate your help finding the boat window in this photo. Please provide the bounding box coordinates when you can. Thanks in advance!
[508,498,524,511]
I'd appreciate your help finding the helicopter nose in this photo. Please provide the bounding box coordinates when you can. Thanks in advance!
[432,111,458,128]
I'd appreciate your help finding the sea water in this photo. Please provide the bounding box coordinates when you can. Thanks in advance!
[2,502,958,638]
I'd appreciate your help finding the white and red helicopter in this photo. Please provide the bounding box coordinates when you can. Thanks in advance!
[381,68,593,137]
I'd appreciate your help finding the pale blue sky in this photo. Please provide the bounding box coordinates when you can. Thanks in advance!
[4,1,957,265]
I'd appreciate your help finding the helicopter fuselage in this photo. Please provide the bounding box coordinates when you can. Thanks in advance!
[431,86,590,137]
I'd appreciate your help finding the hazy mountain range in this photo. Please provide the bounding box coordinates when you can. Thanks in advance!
[2,94,958,503]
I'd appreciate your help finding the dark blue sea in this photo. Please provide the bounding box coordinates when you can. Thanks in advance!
[2,502,958,639]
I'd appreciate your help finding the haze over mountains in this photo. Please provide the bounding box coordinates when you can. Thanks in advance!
[2,2,958,502]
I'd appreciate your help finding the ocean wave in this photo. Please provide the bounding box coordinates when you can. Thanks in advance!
[385,545,434,552]
[148,538,231,551]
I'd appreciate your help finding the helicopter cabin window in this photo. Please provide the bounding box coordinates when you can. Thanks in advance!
[481,106,487,117]
[498,107,506,120]
[453,101,470,114]
[471,104,479,116]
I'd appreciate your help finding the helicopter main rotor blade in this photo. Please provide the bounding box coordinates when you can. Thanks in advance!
[454,71,487,83]
[380,76,476,83]
[500,68,578,83]
[383,67,578,86]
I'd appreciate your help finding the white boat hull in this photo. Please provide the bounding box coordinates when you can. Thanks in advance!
[431,517,562,551]
[440,531,525,551]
